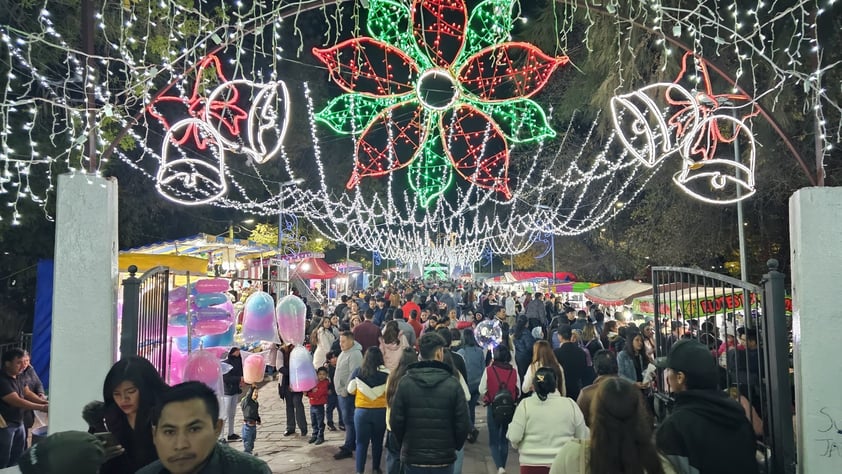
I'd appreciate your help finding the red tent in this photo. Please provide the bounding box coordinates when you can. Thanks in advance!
[292,257,339,280]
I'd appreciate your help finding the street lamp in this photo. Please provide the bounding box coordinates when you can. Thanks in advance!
[535,204,556,286]
[277,178,304,296]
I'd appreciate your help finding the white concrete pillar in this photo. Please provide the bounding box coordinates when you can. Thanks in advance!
[49,173,119,433]
[789,187,842,472]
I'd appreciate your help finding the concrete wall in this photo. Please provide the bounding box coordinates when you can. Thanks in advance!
[790,187,842,471]
[49,173,119,433]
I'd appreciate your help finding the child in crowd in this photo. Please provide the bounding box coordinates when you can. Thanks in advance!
[325,351,340,431]
[307,367,331,445]
[240,383,261,455]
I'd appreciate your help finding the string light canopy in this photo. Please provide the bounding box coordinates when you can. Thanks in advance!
[0,0,837,263]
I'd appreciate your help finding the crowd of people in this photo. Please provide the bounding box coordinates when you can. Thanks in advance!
[0,279,767,473]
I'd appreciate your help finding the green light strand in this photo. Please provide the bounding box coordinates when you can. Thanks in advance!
[466,98,556,144]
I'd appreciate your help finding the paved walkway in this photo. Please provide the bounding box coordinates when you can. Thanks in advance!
[227,380,521,473]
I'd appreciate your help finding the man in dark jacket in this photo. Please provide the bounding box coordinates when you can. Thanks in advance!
[390,333,470,473]
[655,339,758,474]
[553,324,590,400]
[221,347,243,442]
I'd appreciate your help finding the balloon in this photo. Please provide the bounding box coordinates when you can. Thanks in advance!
[169,313,188,326]
[288,346,317,392]
[182,350,223,394]
[242,353,265,384]
[168,299,188,316]
[169,285,188,303]
[195,307,230,321]
[276,295,307,346]
[168,348,188,385]
[193,319,232,337]
[474,319,503,350]
[242,291,279,343]
[195,278,230,294]
[168,325,188,338]
[194,292,228,308]
[202,323,235,347]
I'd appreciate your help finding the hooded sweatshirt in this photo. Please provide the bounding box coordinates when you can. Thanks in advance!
[335,341,363,397]
[655,389,759,474]
[389,360,470,466]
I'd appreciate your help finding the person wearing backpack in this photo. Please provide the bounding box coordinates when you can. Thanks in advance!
[480,344,521,474]
[507,367,589,474]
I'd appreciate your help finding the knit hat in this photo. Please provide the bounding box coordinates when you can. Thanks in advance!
[19,431,106,474]
[654,339,719,389]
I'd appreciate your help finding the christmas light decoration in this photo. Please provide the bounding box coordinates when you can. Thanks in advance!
[0,0,836,266]
[146,54,291,204]
[312,0,568,206]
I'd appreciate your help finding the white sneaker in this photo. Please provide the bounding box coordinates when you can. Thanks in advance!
[497,468,506,474]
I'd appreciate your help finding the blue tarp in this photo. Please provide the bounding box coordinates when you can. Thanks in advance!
[32,259,53,391]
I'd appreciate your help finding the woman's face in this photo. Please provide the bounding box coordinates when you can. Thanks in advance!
[323,318,332,328]
[331,316,339,326]
[113,380,140,416]
[633,335,644,351]
[474,312,483,321]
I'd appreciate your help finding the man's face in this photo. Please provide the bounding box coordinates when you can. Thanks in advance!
[566,311,575,321]
[339,335,353,352]
[377,300,385,308]
[153,398,222,474]
[665,368,686,393]
[3,356,24,376]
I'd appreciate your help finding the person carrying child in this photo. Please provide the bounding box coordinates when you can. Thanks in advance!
[240,384,261,455]
[307,367,330,445]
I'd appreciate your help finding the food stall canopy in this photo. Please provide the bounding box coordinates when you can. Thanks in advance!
[292,257,339,280]
[507,271,577,282]
[584,280,652,306]
[332,260,364,273]
[123,233,280,260]
[119,253,208,274]
[553,282,599,293]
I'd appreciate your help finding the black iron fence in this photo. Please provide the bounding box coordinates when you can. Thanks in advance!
[121,265,170,380]
[0,332,32,356]
[651,260,794,474]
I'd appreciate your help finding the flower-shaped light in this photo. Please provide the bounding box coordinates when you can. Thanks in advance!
[313,0,568,207]
[666,52,759,162]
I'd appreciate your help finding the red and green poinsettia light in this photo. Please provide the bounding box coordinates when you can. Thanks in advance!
[313,0,568,207]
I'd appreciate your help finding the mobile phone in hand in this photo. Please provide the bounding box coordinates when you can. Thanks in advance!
[94,432,119,448]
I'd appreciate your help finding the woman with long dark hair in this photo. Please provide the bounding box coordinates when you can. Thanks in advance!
[521,340,566,397]
[550,377,675,473]
[348,346,390,474]
[380,320,409,372]
[99,356,168,474]
[480,345,520,474]
[508,368,589,473]
[618,330,651,391]
[384,349,418,474]
[457,329,485,442]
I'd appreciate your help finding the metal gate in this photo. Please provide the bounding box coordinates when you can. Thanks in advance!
[650,261,794,474]
[120,265,170,380]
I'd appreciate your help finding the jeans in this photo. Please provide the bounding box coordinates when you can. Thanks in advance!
[340,395,356,451]
[404,465,454,474]
[467,384,479,428]
[242,423,257,453]
[326,391,338,425]
[221,394,239,436]
[310,404,326,438]
[354,407,386,473]
[453,447,463,474]
[0,422,25,468]
[385,431,402,474]
[285,391,307,433]
[486,405,509,469]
